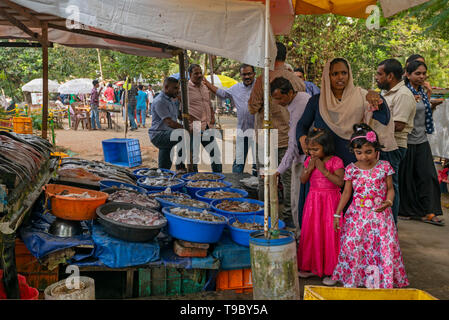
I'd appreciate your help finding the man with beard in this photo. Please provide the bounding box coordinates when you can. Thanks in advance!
[375,58,416,224]
[203,64,257,175]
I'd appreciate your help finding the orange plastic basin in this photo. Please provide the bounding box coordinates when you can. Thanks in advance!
[43,184,108,220]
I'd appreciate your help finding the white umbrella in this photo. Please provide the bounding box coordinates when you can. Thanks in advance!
[58,78,94,95]
[21,78,59,93]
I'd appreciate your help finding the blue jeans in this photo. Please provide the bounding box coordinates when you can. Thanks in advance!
[90,105,101,129]
[137,108,146,126]
[232,136,257,176]
[380,147,407,225]
[127,103,137,129]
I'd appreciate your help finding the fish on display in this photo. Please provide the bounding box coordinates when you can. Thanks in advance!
[105,207,166,227]
[187,180,227,188]
[232,219,263,230]
[169,207,225,222]
[135,168,173,178]
[108,190,159,208]
[157,196,209,209]
[216,200,261,212]
[141,177,180,187]
[188,173,222,180]
[204,190,243,199]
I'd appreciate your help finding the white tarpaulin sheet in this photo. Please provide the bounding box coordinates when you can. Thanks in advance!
[428,99,449,159]
[10,0,276,68]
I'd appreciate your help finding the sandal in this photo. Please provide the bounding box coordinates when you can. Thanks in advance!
[422,214,445,226]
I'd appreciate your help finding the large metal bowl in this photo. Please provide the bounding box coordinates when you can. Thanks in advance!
[96,202,166,242]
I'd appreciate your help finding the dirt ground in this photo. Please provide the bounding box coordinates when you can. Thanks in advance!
[53,115,449,300]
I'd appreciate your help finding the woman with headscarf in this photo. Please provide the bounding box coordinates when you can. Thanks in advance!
[398,60,444,226]
[295,58,392,230]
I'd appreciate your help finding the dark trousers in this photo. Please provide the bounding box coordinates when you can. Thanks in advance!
[150,130,185,170]
[398,141,442,218]
[190,129,222,173]
[232,136,257,176]
[380,147,407,225]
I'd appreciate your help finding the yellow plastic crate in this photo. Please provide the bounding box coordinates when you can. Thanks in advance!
[304,286,438,300]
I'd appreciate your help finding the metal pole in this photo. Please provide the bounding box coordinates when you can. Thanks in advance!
[263,0,271,239]
[41,22,49,139]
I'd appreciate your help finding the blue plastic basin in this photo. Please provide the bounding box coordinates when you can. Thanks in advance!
[155,195,210,210]
[137,177,185,192]
[195,188,248,204]
[181,172,225,181]
[133,167,175,180]
[210,198,264,219]
[228,216,285,247]
[99,180,147,194]
[162,206,227,243]
[185,180,232,198]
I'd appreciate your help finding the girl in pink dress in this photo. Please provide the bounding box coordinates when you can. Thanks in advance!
[332,124,409,288]
[297,128,345,286]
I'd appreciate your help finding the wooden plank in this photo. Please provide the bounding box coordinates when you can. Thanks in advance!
[2,0,41,25]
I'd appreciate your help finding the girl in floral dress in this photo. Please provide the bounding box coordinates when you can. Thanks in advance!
[297,128,345,286]
[332,124,409,288]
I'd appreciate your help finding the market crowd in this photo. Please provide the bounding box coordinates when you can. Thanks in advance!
[147,42,445,289]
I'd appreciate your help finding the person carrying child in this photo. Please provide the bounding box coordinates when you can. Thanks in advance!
[297,128,345,286]
[331,123,409,288]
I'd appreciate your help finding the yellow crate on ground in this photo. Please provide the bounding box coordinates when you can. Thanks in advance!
[13,117,33,134]
[304,286,438,300]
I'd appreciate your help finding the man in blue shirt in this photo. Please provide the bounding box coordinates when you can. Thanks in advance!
[203,64,257,176]
[149,77,184,169]
[294,67,320,97]
[136,85,148,128]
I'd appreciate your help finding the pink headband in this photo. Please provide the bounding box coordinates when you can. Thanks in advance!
[351,131,377,143]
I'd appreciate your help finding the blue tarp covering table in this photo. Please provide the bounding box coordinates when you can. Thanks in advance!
[212,229,251,270]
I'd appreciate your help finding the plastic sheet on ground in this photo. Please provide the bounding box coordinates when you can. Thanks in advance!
[212,229,251,270]
[91,223,160,268]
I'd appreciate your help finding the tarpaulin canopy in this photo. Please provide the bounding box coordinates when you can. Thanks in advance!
[5,0,277,68]
[58,78,93,95]
[21,78,59,92]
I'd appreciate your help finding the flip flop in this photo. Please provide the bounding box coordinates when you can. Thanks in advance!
[422,214,445,226]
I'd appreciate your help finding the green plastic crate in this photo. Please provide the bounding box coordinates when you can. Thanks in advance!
[138,267,206,297]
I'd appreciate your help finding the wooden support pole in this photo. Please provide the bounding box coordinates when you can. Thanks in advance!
[178,50,193,172]
[41,22,48,139]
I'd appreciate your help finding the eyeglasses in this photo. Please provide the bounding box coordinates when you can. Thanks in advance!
[241,72,254,77]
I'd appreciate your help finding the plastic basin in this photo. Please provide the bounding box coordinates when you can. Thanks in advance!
[99,180,146,194]
[137,177,186,192]
[210,198,264,219]
[181,172,225,181]
[195,188,248,204]
[227,216,285,247]
[133,167,175,179]
[43,184,108,221]
[185,180,232,198]
[155,195,210,210]
[96,202,167,242]
[162,206,227,243]
[0,271,39,300]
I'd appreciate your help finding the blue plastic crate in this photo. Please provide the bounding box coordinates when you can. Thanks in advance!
[102,138,142,168]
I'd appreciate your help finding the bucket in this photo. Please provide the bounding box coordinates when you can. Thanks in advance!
[249,230,300,300]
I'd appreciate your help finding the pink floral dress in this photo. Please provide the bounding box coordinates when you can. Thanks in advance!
[331,160,409,288]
